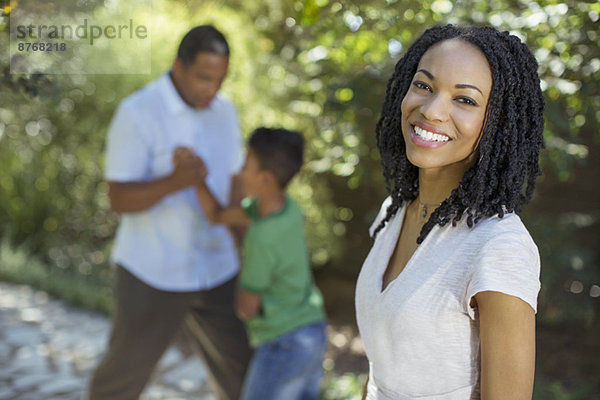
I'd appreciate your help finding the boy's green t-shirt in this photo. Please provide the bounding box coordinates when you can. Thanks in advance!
[240,195,325,347]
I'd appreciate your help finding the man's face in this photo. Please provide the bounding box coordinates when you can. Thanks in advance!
[172,52,229,109]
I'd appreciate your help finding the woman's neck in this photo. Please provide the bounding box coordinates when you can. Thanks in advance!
[418,163,471,204]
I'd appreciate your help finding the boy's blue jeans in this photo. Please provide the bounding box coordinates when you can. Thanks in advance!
[240,320,327,400]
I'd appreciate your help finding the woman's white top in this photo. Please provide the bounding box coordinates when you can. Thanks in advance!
[355,197,540,399]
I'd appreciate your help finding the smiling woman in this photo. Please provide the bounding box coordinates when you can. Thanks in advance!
[355,25,545,400]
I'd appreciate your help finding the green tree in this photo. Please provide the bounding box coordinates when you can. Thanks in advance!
[214,0,600,328]
[1,0,598,325]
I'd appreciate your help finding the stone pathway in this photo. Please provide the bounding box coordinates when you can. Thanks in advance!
[0,281,215,400]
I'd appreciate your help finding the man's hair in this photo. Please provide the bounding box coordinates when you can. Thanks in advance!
[177,25,229,66]
[248,127,304,188]
[372,24,545,243]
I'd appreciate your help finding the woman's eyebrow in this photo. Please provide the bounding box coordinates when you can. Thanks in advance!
[455,83,483,95]
[416,68,483,95]
[416,69,434,80]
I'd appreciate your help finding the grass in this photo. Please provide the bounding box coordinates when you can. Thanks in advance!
[533,379,600,400]
[322,373,366,400]
[0,237,113,314]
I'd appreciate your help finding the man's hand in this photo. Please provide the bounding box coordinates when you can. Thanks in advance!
[172,146,208,187]
[107,147,209,214]
[173,146,195,166]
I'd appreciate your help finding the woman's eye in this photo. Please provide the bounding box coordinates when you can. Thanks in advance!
[457,97,477,106]
[413,81,431,91]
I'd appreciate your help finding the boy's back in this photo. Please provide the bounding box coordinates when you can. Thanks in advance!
[240,195,325,347]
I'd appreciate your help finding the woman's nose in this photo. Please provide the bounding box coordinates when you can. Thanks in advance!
[419,94,449,122]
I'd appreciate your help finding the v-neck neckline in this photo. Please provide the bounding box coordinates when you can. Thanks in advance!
[378,205,433,294]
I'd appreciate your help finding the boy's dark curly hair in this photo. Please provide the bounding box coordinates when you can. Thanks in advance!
[249,127,304,188]
[372,24,545,243]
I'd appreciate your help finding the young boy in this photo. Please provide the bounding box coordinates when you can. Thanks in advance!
[174,127,327,400]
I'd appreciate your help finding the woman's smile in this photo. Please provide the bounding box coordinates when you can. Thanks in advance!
[410,122,452,149]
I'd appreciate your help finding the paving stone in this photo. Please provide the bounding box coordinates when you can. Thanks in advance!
[142,386,188,400]
[3,327,44,347]
[9,347,49,375]
[38,377,86,396]
[0,343,12,359]
[12,372,55,390]
[12,394,42,400]
[0,388,15,400]
[157,346,185,372]
[0,369,13,381]
[159,357,207,392]
[20,307,45,323]
[0,281,213,399]
[46,396,79,400]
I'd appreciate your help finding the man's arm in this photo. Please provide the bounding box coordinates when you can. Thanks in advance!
[108,152,203,213]
[476,290,536,400]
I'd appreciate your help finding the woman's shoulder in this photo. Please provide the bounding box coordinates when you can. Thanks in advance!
[476,212,534,240]
[469,212,539,260]
[465,212,541,315]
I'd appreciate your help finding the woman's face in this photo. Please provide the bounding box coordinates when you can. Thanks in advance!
[400,39,492,173]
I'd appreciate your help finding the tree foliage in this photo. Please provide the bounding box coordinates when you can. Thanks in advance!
[1,0,598,326]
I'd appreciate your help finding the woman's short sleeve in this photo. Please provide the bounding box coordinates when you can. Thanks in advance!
[466,231,541,320]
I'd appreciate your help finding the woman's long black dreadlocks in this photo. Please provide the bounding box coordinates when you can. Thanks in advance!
[372,25,545,243]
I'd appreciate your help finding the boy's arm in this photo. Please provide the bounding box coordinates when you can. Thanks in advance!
[196,182,250,227]
[173,146,249,226]
[235,287,261,320]
[227,174,247,248]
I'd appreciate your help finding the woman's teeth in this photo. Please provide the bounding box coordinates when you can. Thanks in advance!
[414,126,449,142]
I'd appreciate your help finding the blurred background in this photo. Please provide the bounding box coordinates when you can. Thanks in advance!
[1,0,598,398]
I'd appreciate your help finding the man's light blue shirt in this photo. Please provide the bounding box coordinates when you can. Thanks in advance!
[104,73,243,291]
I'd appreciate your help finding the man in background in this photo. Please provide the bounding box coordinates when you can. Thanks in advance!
[86,25,251,400]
